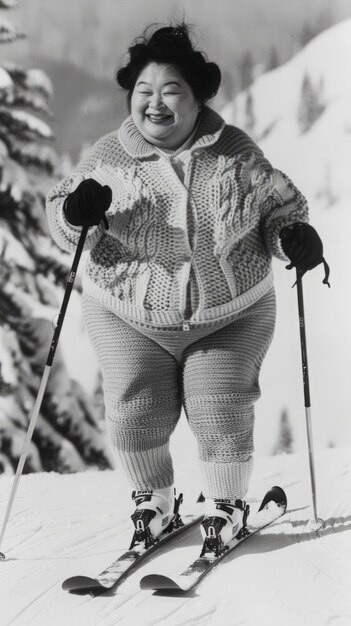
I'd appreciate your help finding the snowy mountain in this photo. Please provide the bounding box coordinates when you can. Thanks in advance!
[0,446,350,625]
[222,19,351,454]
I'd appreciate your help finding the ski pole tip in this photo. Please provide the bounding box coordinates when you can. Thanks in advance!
[0,551,6,561]
[307,517,325,532]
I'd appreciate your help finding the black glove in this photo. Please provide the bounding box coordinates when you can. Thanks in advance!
[63,178,112,229]
[280,222,330,286]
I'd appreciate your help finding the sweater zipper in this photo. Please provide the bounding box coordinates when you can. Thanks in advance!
[163,149,196,332]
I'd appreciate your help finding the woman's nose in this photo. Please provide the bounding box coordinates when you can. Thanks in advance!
[149,93,165,109]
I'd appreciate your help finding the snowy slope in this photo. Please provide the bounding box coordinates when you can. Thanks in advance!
[222,19,351,454]
[0,444,350,626]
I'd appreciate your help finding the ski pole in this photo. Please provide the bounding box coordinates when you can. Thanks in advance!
[295,269,325,531]
[0,226,89,560]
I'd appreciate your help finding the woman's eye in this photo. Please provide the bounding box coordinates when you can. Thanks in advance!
[163,92,180,96]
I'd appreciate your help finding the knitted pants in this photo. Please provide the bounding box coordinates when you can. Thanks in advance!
[82,288,276,501]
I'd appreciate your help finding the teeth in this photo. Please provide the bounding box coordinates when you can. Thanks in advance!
[147,114,170,121]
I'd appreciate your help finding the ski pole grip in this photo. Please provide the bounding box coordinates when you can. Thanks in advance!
[47,226,89,367]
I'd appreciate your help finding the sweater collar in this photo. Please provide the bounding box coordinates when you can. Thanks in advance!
[118,105,226,159]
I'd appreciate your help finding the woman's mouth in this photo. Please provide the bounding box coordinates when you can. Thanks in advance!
[145,113,173,125]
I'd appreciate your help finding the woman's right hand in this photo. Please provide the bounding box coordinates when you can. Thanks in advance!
[63,178,112,228]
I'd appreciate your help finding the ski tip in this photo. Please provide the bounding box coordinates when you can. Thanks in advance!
[258,486,287,512]
[140,574,184,592]
[62,575,105,593]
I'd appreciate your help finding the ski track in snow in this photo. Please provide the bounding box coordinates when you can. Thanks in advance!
[0,448,350,626]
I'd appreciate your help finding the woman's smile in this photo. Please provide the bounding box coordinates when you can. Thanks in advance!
[145,112,174,125]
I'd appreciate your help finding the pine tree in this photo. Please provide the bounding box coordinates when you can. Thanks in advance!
[267,46,280,72]
[239,51,254,92]
[0,1,111,474]
[272,409,293,455]
[298,72,326,134]
[244,89,255,138]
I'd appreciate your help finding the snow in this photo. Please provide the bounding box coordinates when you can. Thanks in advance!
[0,66,13,90]
[25,68,54,98]
[9,110,54,139]
[0,0,19,8]
[0,226,35,270]
[221,19,351,453]
[0,325,18,385]
[57,288,100,391]
[0,16,17,40]
[0,443,350,625]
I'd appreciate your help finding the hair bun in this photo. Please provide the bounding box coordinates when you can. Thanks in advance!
[149,25,193,53]
[116,22,221,104]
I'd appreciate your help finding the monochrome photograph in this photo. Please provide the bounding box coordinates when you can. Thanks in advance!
[0,1,350,624]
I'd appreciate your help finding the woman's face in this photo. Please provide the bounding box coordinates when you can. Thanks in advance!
[131,62,200,150]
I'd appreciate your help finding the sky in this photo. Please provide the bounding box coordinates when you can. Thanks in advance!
[4,0,351,84]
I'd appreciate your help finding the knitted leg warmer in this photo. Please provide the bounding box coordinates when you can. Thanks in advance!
[82,295,181,490]
[183,289,276,501]
[111,443,174,490]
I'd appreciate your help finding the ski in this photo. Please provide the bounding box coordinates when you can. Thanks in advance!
[62,510,203,595]
[140,485,287,593]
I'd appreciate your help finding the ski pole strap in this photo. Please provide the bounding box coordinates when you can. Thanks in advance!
[321,257,331,288]
[293,256,331,288]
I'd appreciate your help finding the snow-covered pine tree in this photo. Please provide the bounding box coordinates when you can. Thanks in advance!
[239,51,254,91]
[244,89,255,138]
[297,72,326,134]
[272,409,293,455]
[0,0,111,474]
[267,46,280,72]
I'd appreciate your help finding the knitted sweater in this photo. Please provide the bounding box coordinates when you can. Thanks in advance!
[46,106,309,328]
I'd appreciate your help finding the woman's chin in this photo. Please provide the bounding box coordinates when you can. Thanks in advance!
[143,127,177,147]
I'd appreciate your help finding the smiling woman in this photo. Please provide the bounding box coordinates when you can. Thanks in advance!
[46,21,326,560]
[116,24,221,151]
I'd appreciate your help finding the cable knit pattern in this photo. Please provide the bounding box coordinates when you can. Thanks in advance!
[82,288,275,499]
[46,106,308,328]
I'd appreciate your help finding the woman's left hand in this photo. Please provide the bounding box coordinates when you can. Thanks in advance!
[279,222,330,286]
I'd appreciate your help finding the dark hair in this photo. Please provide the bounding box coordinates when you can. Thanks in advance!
[116,23,221,109]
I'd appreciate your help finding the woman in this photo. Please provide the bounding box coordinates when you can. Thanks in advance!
[46,24,329,554]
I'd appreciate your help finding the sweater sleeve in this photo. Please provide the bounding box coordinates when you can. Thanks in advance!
[258,163,309,261]
[46,136,111,253]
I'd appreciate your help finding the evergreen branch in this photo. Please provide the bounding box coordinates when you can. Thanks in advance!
[0,17,25,43]
[10,88,54,118]
[0,67,13,100]
[0,0,19,9]
[9,140,58,174]
[0,108,54,140]
[4,65,54,99]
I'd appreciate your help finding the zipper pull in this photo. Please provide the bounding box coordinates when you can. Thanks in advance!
[183,321,190,331]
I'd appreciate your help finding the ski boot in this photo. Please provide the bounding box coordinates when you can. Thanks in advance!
[129,486,184,550]
[200,497,250,557]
